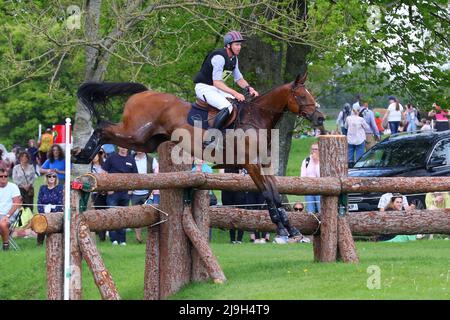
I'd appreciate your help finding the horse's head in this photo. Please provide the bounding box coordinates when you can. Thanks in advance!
[288,73,325,128]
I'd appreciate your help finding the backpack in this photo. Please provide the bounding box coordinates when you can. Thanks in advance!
[359,108,368,118]
[305,156,311,168]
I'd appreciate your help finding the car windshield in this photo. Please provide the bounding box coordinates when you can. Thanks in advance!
[354,138,432,168]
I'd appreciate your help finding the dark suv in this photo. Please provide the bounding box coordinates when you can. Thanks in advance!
[347,130,450,212]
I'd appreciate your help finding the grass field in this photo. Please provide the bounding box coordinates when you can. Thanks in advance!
[1,231,449,300]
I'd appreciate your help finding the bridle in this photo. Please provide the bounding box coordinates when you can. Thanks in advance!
[291,84,319,120]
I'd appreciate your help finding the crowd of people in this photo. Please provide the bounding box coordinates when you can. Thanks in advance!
[336,96,448,166]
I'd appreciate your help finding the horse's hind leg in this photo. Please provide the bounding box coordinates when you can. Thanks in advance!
[72,122,109,164]
[245,165,302,239]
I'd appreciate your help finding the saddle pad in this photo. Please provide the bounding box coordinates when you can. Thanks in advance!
[187,103,210,129]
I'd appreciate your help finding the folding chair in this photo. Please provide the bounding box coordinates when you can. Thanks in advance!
[7,208,23,251]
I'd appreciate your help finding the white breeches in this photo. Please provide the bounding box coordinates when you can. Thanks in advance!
[195,83,234,113]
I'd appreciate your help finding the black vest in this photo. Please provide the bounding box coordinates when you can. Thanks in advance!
[193,48,237,85]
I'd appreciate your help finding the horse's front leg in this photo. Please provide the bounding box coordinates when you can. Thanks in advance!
[245,165,302,240]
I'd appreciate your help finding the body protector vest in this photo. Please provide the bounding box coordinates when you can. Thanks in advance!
[194,48,237,85]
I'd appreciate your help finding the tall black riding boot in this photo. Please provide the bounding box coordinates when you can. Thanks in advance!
[213,108,230,130]
[204,108,230,148]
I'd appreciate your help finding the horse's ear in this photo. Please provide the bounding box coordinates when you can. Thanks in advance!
[294,72,308,86]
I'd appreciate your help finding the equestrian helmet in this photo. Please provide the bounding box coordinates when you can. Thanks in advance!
[224,31,245,47]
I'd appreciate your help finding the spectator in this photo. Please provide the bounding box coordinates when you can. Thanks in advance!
[131,151,153,243]
[382,96,404,134]
[359,102,380,150]
[0,149,11,171]
[336,103,352,135]
[150,158,160,205]
[374,111,385,135]
[425,192,450,210]
[102,146,138,246]
[40,144,66,185]
[246,190,270,244]
[378,194,416,242]
[404,104,419,133]
[293,202,304,212]
[431,103,449,132]
[0,167,22,251]
[420,119,432,131]
[352,94,362,112]
[91,150,108,241]
[222,167,246,244]
[101,144,116,156]
[37,172,64,245]
[12,151,36,211]
[378,192,411,212]
[26,139,39,174]
[38,128,53,165]
[345,104,370,165]
[300,143,321,214]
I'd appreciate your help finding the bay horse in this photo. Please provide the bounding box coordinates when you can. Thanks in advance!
[73,73,325,241]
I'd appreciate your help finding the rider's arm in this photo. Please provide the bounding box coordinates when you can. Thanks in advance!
[211,55,242,98]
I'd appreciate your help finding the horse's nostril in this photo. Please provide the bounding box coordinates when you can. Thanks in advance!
[317,117,324,125]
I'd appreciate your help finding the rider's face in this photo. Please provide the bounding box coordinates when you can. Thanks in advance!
[229,42,242,55]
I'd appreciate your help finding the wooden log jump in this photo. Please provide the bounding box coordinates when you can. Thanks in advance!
[37,137,450,300]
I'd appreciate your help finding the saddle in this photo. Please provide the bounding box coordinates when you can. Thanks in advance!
[189,98,238,129]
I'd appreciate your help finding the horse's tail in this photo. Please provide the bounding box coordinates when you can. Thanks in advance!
[77,82,148,124]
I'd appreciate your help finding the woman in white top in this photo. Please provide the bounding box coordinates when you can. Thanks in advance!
[382,96,403,134]
[345,105,370,165]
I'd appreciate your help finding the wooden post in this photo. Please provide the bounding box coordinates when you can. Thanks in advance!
[78,218,120,300]
[158,142,192,299]
[318,135,358,263]
[144,225,160,300]
[46,233,64,300]
[182,206,225,283]
[191,190,210,282]
[69,190,83,300]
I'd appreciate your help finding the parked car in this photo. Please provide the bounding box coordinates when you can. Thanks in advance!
[347,130,450,212]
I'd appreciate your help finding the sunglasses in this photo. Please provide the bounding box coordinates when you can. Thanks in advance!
[46,175,57,178]
[294,207,304,211]
[0,175,8,178]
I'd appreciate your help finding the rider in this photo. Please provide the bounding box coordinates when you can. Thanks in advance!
[193,31,259,130]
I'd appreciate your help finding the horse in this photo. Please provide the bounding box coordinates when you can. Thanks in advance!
[72,73,325,241]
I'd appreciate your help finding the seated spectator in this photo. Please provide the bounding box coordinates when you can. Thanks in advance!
[378,193,411,211]
[40,144,66,185]
[293,202,305,212]
[378,194,416,242]
[0,167,22,251]
[425,192,450,210]
[37,172,64,245]
[12,151,36,211]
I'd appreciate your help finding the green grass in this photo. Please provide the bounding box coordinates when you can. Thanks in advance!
[1,230,449,300]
